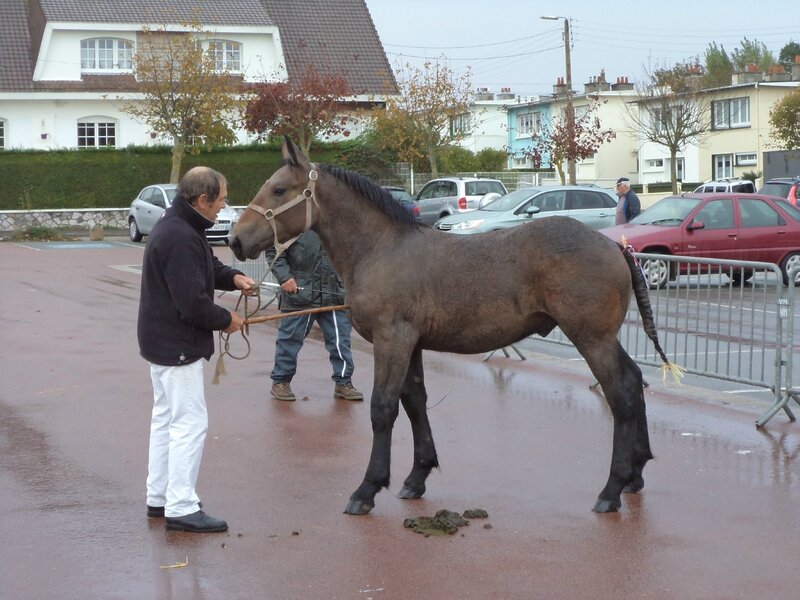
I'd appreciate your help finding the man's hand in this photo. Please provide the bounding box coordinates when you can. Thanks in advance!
[234,274,258,296]
[224,310,245,334]
[281,277,299,294]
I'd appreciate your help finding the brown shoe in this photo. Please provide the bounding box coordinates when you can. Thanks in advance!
[271,382,296,401]
[334,382,364,401]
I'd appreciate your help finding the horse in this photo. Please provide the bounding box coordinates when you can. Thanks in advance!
[230,137,674,515]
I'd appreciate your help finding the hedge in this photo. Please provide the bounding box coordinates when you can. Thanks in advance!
[0,141,346,210]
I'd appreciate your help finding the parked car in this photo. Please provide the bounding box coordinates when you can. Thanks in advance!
[381,186,421,221]
[128,183,240,243]
[600,193,800,287]
[693,178,755,194]
[414,177,507,226]
[758,176,800,206]
[434,185,618,233]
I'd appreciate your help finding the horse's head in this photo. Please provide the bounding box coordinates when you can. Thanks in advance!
[230,137,318,260]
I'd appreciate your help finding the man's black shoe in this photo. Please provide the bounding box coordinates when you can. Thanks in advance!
[147,501,201,518]
[165,510,228,533]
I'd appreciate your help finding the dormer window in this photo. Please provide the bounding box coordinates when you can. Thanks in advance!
[207,40,241,72]
[81,38,133,71]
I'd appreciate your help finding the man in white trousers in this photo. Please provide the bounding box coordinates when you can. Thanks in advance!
[137,166,255,533]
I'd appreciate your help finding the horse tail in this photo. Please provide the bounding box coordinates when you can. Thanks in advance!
[620,244,676,375]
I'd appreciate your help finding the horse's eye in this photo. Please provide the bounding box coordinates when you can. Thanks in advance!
[273,187,286,197]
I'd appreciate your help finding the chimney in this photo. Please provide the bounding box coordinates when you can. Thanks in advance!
[611,76,634,91]
[552,76,567,96]
[584,70,611,94]
[793,55,800,81]
[496,86,515,100]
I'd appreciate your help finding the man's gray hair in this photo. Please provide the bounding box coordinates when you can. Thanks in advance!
[178,167,227,206]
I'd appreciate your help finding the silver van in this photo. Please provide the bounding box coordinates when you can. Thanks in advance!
[414,177,507,226]
[693,178,755,194]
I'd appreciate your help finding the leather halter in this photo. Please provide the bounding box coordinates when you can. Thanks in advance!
[244,167,318,257]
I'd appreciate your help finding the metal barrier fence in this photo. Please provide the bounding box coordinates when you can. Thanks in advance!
[230,251,800,427]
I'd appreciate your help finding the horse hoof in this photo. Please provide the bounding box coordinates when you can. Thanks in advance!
[397,485,424,500]
[344,498,374,515]
[592,498,621,513]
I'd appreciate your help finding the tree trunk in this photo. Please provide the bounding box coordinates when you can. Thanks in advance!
[669,146,679,194]
[427,145,438,177]
[170,141,185,183]
[556,162,566,185]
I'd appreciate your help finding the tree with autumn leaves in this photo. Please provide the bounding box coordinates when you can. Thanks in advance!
[519,98,616,185]
[243,67,352,155]
[120,21,243,183]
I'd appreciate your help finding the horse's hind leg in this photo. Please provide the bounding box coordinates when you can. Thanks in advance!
[575,337,652,513]
[397,346,438,500]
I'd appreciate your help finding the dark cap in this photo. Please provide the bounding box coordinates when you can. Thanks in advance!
[616,177,630,185]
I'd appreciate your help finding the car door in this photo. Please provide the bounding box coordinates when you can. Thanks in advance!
[134,187,161,234]
[566,190,617,229]
[734,197,791,263]
[416,181,444,226]
[680,198,737,260]
[519,190,567,223]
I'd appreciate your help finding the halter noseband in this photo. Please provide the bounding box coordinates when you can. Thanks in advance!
[245,167,318,257]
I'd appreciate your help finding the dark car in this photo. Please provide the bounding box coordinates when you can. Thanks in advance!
[758,177,800,206]
[382,186,421,221]
[600,193,800,287]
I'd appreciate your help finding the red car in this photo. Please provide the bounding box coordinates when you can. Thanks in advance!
[601,193,800,287]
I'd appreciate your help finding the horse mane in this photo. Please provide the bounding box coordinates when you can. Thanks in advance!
[317,163,420,228]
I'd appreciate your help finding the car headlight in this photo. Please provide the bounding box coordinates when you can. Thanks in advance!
[451,219,485,230]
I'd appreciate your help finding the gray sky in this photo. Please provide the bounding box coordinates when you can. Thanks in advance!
[365,0,798,98]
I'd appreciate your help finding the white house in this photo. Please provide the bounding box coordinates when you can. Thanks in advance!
[0,0,397,150]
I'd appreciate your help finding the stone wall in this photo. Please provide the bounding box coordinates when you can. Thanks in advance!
[0,208,129,232]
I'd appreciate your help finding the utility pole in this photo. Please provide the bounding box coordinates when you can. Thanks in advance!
[542,16,576,184]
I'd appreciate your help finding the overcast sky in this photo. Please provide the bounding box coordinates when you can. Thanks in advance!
[365,0,798,99]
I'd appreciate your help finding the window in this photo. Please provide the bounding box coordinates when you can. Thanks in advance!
[646,159,664,169]
[208,40,241,72]
[695,199,734,229]
[450,113,471,137]
[77,119,116,147]
[516,112,541,137]
[735,152,757,166]
[528,191,565,212]
[0,119,5,149]
[739,199,783,228]
[713,154,733,179]
[81,38,133,70]
[712,97,750,130]
[570,191,615,210]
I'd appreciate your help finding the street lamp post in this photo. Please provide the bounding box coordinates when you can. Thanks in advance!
[541,16,576,185]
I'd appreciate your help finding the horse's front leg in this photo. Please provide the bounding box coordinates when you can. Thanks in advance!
[397,345,438,500]
[344,335,415,515]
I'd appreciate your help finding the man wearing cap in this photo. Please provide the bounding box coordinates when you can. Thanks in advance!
[615,177,641,224]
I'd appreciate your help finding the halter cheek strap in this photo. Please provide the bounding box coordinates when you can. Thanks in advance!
[245,167,318,258]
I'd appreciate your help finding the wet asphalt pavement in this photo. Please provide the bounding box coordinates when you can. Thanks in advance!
[1,237,799,600]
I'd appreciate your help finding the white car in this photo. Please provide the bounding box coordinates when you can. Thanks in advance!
[128,183,239,243]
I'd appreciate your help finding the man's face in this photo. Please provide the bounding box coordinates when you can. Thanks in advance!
[197,182,228,222]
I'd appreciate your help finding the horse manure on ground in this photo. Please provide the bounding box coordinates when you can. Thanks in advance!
[404,509,489,536]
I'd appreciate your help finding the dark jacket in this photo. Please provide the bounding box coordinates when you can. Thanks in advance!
[137,197,242,366]
[621,189,641,222]
[265,231,344,311]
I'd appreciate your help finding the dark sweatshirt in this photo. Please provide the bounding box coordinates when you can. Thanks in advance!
[137,196,242,366]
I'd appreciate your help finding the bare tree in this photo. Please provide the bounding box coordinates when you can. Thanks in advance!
[120,21,244,182]
[626,63,712,193]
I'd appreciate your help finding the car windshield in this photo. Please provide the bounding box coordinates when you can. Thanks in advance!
[759,182,791,198]
[630,196,700,225]
[165,187,178,203]
[480,188,538,212]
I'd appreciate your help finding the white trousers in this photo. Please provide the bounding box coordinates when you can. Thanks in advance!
[146,360,207,518]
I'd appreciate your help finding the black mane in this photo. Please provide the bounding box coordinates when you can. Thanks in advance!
[318,163,419,228]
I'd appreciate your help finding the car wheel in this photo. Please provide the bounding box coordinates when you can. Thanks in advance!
[641,257,670,289]
[730,268,754,287]
[780,252,800,286]
[129,218,143,242]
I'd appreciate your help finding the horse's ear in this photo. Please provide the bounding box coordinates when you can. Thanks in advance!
[281,136,309,168]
